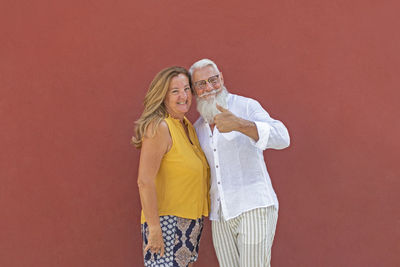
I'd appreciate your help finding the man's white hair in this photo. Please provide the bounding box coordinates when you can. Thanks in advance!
[189,58,220,77]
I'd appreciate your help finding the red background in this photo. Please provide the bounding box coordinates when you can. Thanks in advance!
[1,0,399,266]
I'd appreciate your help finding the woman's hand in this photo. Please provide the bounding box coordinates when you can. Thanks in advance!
[145,226,165,257]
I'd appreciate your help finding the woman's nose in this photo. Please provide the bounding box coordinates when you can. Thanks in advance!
[179,90,188,99]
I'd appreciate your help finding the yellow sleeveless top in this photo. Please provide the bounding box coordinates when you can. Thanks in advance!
[141,116,210,223]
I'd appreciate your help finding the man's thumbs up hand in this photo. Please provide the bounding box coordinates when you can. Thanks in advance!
[214,104,239,133]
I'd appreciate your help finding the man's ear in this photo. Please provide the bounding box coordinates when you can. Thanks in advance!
[220,72,224,86]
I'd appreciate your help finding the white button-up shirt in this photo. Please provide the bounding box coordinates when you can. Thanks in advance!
[194,93,290,221]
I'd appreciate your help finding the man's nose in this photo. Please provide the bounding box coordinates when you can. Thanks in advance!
[205,82,214,91]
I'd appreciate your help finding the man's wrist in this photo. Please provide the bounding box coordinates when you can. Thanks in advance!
[237,118,259,141]
[237,118,255,131]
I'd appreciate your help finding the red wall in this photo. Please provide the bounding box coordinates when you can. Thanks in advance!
[1,0,399,266]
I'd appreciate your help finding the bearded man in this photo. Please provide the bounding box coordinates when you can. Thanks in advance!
[189,59,290,267]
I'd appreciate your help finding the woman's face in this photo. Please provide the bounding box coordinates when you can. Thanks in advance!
[164,74,192,120]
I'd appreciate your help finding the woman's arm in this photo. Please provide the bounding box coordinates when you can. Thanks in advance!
[137,120,172,257]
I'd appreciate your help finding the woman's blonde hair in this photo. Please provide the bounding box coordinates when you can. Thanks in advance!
[131,66,191,148]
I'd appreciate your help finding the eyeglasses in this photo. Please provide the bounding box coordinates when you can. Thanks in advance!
[193,74,220,90]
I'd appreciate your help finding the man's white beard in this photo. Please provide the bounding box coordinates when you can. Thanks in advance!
[196,87,229,124]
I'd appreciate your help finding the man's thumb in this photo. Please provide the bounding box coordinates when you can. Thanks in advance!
[216,104,228,112]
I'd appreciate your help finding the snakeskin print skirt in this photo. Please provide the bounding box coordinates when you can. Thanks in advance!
[141,215,204,267]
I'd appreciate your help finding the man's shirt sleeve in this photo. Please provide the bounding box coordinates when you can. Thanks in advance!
[247,98,290,150]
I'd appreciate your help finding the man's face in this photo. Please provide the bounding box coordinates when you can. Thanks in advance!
[192,65,224,100]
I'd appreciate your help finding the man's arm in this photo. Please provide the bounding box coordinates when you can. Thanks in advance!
[247,99,290,150]
[214,104,259,141]
[214,100,290,151]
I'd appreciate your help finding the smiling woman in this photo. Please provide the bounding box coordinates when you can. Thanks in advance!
[164,74,192,120]
[132,66,210,267]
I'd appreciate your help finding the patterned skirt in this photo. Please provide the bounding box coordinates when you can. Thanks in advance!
[141,215,204,267]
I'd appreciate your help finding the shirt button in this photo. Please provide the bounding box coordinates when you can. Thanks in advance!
[209,135,212,138]
[217,182,220,184]
[213,149,216,152]
[216,165,219,168]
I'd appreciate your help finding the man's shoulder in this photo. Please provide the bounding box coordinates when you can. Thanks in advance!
[229,93,259,108]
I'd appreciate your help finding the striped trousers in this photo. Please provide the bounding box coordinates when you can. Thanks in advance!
[212,206,278,267]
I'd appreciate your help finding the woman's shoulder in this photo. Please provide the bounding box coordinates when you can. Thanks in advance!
[143,119,171,141]
[157,119,170,136]
[141,119,172,153]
